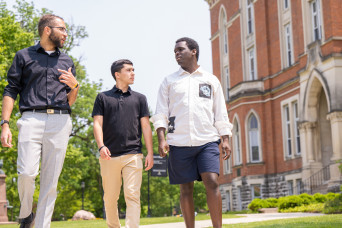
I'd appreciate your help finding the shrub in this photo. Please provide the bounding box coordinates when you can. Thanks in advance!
[248,198,270,212]
[323,193,342,214]
[265,198,278,208]
[278,195,304,210]
[313,193,327,203]
[326,192,339,200]
[280,203,324,213]
[299,193,315,205]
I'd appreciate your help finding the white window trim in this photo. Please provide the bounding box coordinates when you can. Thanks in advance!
[293,102,301,155]
[287,180,294,195]
[285,173,302,195]
[251,184,261,199]
[301,0,325,48]
[233,115,242,166]
[224,155,232,174]
[278,0,294,69]
[219,6,230,100]
[280,95,301,160]
[225,190,231,211]
[248,48,256,80]
[237,186,242,211]
[311,0,322,41]
[284,105,292,157]
[224,135,233,174]
[246,0,254,35]
[285,23,294,66]
[245,110,263,163]
[224,66,230,100]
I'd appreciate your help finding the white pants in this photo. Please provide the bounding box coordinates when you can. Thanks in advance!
[17,112,72,228]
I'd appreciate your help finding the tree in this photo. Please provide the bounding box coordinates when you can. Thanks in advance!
[0,0,102,220]
[0,0,208,220]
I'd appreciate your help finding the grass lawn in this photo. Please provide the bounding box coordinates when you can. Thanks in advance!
[223,214,342,228]
[0,213,240,227]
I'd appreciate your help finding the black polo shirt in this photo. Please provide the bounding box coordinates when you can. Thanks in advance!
[92,86,150,157]
[3,42,76,113]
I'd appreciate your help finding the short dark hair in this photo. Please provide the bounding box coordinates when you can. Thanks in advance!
[110,59,133,81]
[176,37,199,61]
[38,14,64,37]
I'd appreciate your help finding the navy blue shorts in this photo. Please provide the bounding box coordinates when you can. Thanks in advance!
[168,140,220,185]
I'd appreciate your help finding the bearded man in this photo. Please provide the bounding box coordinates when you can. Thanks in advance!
[0,14,79,228]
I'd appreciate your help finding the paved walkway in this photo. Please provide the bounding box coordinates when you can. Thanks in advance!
[139,213,324,228]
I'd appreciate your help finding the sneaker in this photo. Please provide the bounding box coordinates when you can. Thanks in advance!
[19,212,35,228]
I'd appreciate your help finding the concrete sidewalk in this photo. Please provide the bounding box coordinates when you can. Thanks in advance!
[139,213,324,228]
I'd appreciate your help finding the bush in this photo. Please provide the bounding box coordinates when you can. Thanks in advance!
[299,193,315,205]
[323,193,342,214]
[278,195,304,210]
[280,203,324,213]
[265,198,278,208]
[248,198,270,212]
[326,192,339,200]
[313,193,327,203]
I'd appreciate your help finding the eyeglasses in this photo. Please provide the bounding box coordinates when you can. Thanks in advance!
[48,26,68,34]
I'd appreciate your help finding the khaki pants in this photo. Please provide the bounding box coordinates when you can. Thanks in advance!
[100,154,143,228]
[17,112,72,228]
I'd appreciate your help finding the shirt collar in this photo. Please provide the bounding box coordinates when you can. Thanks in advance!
[113,85,131,94]
[34,42,61,56]
[177,66,203,76]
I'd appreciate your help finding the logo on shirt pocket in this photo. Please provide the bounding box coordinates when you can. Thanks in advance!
[199,84,211,99]
[168,116,175,133]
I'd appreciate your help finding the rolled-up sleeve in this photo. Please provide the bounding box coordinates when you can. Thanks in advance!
[213,82,233,136]
[3,53,23,100]
[150,78,169,130]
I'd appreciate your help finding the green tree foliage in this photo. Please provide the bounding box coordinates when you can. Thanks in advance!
[0,0,101,220]
[0,0,209,221]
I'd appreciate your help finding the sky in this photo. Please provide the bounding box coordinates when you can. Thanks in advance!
[6,0,213,111]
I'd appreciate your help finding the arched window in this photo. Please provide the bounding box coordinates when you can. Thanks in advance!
[220,10,228,55]
[219,7,230,100]
[233,119,241,165]
[248,114,261,162]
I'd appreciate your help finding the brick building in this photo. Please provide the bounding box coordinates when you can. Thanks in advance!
[205,0,342,211]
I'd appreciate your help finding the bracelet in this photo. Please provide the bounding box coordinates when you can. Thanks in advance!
[72,82,79,89]
[98,145,106,152]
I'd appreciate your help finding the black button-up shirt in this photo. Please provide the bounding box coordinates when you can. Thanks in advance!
[3,42,76,113]
[92,86,150,157]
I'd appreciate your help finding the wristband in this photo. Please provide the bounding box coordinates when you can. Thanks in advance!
[98,145,106,152]
[72,83,79,89]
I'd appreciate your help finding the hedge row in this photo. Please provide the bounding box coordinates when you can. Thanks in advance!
[247,192,340,213]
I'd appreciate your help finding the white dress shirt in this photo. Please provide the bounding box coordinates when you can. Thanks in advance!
[151,67,233,147]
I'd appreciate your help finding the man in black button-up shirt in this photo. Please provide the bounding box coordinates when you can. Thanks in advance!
[0,14,79,228]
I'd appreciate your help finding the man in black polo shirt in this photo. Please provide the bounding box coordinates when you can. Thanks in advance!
[92,59,154,228]
[0,14,79,228]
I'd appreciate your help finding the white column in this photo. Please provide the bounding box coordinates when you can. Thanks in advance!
[327,112,342,191]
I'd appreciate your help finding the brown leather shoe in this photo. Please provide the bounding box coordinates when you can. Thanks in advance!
[19,212,35,228]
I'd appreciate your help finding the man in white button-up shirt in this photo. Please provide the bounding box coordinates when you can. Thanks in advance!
[151,37,233,228]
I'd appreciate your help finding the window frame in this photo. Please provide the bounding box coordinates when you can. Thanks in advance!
[246,112,262,163]
[284,23,294,66]
[247,0,254,35]
[281,95,301,160]
[233,118,242,165]
[248,48,256,80]
[251,184,261,199]
[311,0,322,41]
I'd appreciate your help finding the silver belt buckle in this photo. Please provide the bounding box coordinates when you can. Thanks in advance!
[47,109,54,114]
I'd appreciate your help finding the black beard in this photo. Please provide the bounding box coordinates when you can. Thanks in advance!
[49,30,63,48]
